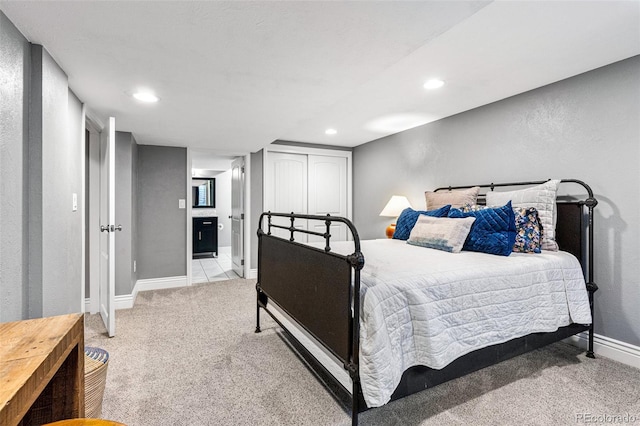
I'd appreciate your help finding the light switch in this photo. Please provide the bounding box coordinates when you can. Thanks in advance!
[72,193,78,211]
[179,199,186,209]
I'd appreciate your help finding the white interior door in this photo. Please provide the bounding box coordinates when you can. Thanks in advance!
[99,117,116,337]
[307,155,348,242]
[231,157,244,278]
[264,152,308,241]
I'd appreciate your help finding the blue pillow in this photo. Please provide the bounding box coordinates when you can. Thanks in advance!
[448,201,516,256]
[392,205,451,240]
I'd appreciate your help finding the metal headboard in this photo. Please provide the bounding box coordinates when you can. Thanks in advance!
[433,179,597,281]
[434,179,599,354]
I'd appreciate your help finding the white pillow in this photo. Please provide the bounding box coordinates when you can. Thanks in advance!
[407,215,476,253]
[486,180,560,251]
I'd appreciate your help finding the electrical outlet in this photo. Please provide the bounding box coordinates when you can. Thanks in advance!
[179,199,186,209]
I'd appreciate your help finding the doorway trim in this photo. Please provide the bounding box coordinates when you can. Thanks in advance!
[186,152,252,282]
[186,148,193,286]
[243,154,252,279]
[85,112,103,314]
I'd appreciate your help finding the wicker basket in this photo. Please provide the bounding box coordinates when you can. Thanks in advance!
[84,346,109,418]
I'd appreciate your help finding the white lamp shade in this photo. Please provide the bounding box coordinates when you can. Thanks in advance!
[379,195,412,217]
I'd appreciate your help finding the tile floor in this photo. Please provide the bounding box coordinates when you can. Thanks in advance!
[192,246,239,283]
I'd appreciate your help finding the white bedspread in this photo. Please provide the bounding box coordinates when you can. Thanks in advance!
[329,239,592,408]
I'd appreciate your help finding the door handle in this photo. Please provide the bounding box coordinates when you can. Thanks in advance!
[198,231,201,240]
[110,224,123,232]
[100,225,110,233]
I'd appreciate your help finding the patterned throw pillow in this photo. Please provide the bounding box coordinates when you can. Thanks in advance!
[460,204,542,253]
[513,207,542,253]
[392,205,451,241]
[407,215,476,253]
[461,204,486,213]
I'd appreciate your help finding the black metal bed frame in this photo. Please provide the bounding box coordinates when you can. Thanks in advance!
[255,179,598,426]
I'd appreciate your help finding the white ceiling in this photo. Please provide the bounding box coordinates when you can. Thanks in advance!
[2,1,639,153]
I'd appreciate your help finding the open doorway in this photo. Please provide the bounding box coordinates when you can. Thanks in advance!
[189,150,244,283]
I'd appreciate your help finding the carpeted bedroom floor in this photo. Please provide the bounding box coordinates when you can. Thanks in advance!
[85,278,640,426]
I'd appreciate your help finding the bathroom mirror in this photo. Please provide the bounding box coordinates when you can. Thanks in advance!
[192,178,215,208]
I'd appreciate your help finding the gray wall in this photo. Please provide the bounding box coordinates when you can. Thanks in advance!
[137,145,187,279]
[37,49,83,317]
[0,11,30,321]
[56,87,83,315]
[1,11,84,320]
[353,56,640,347]
[115,131,138,295]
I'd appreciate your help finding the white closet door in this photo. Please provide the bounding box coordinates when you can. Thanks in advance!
[265,152,308,241]
[307,155,348,242]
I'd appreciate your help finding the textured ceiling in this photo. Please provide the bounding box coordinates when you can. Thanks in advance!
[2,1,639,154]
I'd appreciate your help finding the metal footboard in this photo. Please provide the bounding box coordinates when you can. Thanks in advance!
[256,212,364,425]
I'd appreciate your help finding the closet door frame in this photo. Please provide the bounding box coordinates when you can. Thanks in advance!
[263,145,353,225]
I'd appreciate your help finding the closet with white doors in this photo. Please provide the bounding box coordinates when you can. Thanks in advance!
[263,146,352,243]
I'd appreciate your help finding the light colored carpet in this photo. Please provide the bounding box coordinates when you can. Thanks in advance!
[85,279,640,425]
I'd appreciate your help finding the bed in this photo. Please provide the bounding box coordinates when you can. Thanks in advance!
[255,179,599,425]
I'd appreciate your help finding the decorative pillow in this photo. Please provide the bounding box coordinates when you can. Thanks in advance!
[461,204,543,254]
[461,204,486,213]
[392,205,451,241]
[425,186,480,210]
[485,180,560,251]
[407,215,476,253]
[513,207,542,253]
[448,201,516,256]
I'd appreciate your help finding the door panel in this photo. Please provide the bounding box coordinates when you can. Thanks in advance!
[307,155,347,242]
[231,157,244,277]
[99,117,116,337]
[265,152,308,242]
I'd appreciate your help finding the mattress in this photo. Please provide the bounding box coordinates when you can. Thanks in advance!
[327,239,592,407]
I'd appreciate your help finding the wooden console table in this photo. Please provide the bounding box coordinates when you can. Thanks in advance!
[0,314,85,426]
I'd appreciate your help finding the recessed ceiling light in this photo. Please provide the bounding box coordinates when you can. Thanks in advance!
[133,91,159,103]
[423,79,445,90]
[325,128,337,135]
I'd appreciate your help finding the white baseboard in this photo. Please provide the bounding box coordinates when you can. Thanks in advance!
[87,276,189,311]
[84,298,99,314]
[566,332,640,369]
[247,268,257,279]
[135,275,187,292]
[84,294,135,311]
[114,294,135,310]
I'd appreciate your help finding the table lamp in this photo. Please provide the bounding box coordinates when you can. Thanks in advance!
[379,195,412,238]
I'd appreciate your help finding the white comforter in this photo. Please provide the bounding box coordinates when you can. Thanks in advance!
[329,239,592,408]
